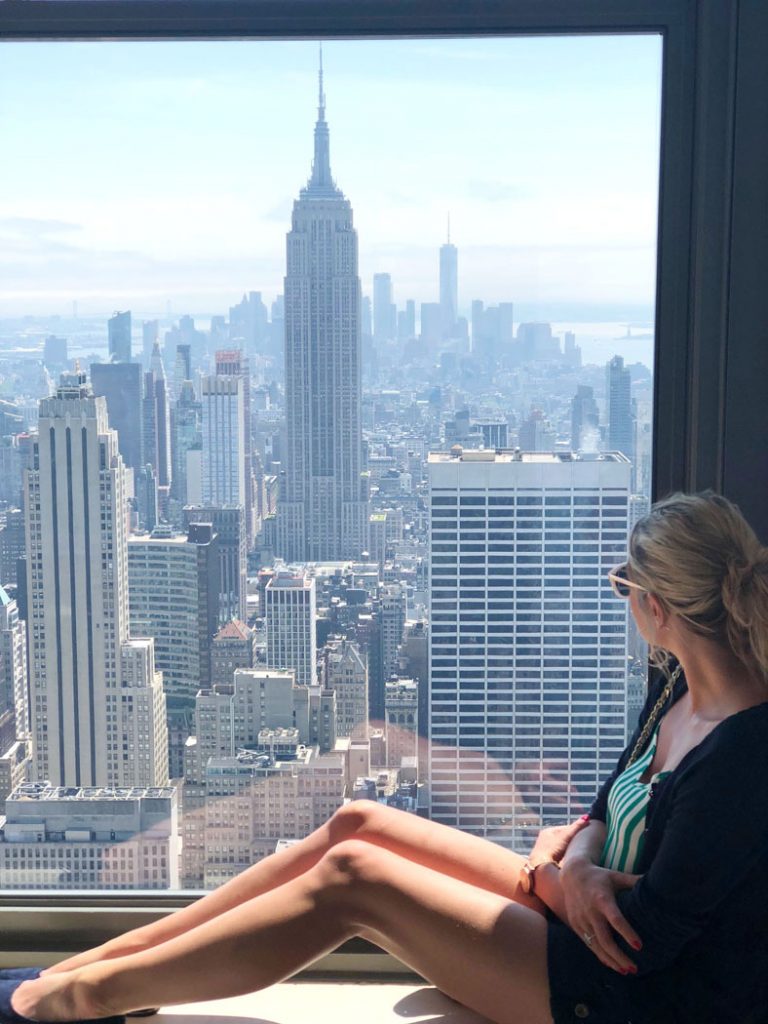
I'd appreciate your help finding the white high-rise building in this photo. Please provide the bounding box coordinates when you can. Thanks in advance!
[277,56,368,561]
[0,586,29,741]
[201,374,246,508]
[265,571,317,689]
[0,586,32,802]
[128,523,220,778]
[427,449,631,851]
[25,371,168,788]
[215,350,254,547]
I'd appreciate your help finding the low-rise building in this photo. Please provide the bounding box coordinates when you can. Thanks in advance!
[0,783,179,889]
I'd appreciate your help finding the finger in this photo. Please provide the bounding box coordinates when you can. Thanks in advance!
[579,919,626,974]
[610,870,642,890]
[592,916,637,973]
[563,815,591,835]
[603,902,643,953]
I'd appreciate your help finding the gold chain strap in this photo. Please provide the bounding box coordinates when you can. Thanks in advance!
[625,664,683,768]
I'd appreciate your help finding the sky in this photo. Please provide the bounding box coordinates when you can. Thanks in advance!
[0,36,662,318]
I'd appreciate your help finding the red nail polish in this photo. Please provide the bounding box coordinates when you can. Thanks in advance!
[632,940,642,951]
[628,966,638,975]
[580,814,590,821]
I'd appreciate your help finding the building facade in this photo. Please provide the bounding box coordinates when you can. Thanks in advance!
[265,571,317,688]
[427,448,631,851]
[183,505,247,624]
[201,374,246,511]
[0,782,178,889]
[128,523,219,777]
[214,350,254,547]
[108,311,131,363]
[323,638,368,740]
[25,371,168,788]
[607,355,634,461]
[90,362,143,470]
[439,238,458,340]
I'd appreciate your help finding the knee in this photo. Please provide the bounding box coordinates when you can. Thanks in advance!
[328,799,383,842]
[317,838,383,890]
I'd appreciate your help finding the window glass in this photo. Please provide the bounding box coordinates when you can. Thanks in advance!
[0,34,659,888]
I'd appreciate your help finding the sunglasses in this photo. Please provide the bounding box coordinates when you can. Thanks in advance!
[607,563,648,599]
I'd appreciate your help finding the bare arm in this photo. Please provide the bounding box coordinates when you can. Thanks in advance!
[533,821,609,927]
[560,817,607,870]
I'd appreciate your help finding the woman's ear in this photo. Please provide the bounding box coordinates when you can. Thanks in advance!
[645,592,667,631]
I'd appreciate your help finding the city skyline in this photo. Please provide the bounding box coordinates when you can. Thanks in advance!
[0,38,657,886]
[0,36,661,315]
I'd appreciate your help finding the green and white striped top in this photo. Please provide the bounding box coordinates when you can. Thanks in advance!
[600,724,672,873]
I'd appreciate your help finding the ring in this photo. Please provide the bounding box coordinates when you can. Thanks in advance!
[582,932,595,946]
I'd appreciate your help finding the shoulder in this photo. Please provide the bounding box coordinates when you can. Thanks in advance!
[676,702,768,802]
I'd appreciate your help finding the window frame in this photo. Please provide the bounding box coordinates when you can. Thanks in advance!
[1,0,767,957]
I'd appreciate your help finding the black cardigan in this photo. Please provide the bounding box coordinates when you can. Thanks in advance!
[548,666,768,1024]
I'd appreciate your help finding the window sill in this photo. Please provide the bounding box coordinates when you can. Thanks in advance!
[128,982,488,1024]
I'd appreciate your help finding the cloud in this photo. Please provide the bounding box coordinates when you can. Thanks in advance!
[465,179,529,203]
[0,217,82,238]
[262,197,294,222]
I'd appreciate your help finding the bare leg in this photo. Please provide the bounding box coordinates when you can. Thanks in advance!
[49,801,540,974]
[14,840,554,1024]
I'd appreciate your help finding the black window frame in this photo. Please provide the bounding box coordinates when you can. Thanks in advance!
[0,0,767,954]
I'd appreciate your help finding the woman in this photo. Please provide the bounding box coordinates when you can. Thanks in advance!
[7,492,768,1024]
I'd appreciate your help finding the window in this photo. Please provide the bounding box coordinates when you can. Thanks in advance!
[0,0,765,963]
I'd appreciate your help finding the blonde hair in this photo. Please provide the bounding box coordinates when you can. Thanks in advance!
[627,491,768,687]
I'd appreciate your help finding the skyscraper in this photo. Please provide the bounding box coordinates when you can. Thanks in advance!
[427,448,630,851]
[183,504,246,623]
[108,310,132,363]
[90,362,143,470]
[215,349,254,546]
[607,355,635,461]
[439,224,458,340]
[25,371,168,787]
[278,57,368,562]
[571,384,600,452]
[0,586,32,802]
[128,522,220,776]
[141,319,159,366]
[373,273,396,344]
[142,343,172,500]
[323,637,368,740]
[170,380,202,508]
[265,571,317,689]
[201,373,246,509]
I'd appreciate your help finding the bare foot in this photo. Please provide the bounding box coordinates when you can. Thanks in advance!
[10,971,114,1022]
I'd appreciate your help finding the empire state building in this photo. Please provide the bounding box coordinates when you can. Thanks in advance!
[278,58,369,561]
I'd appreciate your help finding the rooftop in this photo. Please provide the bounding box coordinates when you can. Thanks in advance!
[428,448,630,464]
[214,619,250,641]
[8,784,175,802]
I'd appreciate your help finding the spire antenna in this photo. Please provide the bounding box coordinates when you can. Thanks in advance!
[305,42,337,194]
[318,43,325,120]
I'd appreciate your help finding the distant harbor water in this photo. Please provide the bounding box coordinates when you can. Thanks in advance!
[0,319,655,372]
[551,322,654,369]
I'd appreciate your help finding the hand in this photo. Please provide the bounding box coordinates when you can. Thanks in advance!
[560,858,642,973]
[528,816,591,867]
